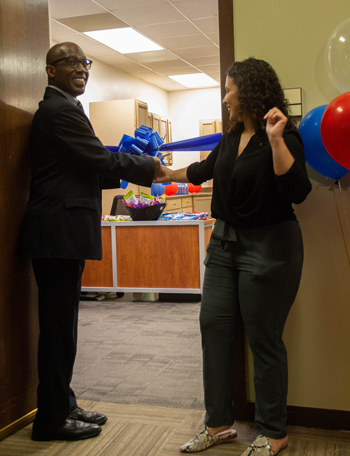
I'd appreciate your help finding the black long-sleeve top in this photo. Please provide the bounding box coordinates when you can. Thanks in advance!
[187,130,312,228]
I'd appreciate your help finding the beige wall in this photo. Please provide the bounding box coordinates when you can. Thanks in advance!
[234,0,350,410]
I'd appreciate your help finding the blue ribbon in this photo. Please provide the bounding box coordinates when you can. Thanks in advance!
[105,127,222,191]
[105,125,165,190]
[159,133,222,152]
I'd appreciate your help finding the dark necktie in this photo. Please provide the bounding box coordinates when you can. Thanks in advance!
[77,100,84,111]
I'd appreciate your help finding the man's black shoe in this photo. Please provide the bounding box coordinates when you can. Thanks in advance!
[69,407,108,425]
[31,417,102,441]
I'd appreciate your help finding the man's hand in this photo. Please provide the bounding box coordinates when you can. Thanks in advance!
[153,165,172,183]
[152,157,162,180]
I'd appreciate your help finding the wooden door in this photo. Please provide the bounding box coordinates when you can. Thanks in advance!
[0,0,50,438]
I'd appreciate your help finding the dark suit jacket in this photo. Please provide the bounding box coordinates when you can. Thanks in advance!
[21,87,155,260]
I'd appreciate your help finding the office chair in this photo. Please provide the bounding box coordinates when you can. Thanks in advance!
[110,195,129,215]
[109,194,127,299]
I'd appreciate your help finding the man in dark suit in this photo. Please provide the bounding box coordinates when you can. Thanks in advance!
[20,42,161,441]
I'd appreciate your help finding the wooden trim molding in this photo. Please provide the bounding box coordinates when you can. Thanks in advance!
[218,0,234,131]
[0,409,36,441]
[245,402,350,431]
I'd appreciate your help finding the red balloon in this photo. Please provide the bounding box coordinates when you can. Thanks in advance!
[188,183,202,194]
[164,182,178,196]
[321,92,350,170]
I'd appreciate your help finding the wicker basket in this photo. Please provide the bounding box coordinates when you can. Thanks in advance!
[124,202,166,221]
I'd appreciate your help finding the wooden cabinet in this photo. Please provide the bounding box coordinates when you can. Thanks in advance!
[166,198,182,213]
[162,195,213,215]
[199,119,222,161]
[181,196,193,212]
[90,99,148,145]
[193,195,212,213]
[149,112,173,166]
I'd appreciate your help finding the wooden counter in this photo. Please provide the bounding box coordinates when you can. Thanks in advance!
[81,219,214,294]
[163,192,212,214]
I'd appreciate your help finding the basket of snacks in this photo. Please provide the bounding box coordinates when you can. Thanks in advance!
[123,190,167,221]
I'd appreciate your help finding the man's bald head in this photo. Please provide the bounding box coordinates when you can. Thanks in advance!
[46,42,84,65]
[46,42,89,97]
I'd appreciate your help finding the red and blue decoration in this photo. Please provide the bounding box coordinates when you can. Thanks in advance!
[188,183,202,193]
[164,182,178,196]
[321,92,350,171]
[299,105,348,179]
[151,183,165,196]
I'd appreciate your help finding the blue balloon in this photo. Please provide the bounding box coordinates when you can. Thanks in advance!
[299,105,348,179]
[151,183,165,196]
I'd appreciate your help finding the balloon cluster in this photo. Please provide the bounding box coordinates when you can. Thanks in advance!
[299,19,350,179]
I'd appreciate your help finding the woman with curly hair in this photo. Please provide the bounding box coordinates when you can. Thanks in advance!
[155,57,311,455]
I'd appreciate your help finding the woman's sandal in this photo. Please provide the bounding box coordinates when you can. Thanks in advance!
[180,426,237,453]
[240,435,288,456]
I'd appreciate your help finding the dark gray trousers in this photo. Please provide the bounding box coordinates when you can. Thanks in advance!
[200,220,303,439]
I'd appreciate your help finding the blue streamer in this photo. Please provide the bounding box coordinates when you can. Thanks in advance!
[159,133,222,152]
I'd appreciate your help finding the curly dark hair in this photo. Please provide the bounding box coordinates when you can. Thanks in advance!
[226,58,297,144]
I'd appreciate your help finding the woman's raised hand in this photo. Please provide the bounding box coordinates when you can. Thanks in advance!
[264,107,287,142]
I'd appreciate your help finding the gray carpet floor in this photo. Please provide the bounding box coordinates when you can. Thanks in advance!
[72,293,205,410]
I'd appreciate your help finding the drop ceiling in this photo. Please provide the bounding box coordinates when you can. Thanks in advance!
[50,0,220,91]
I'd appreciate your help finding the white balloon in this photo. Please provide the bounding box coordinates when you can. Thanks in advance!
[325,18,350,93]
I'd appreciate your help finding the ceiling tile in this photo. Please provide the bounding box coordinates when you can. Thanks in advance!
[131,70,162,78]
[173,0,218,20]
[49,0,223,92]
[51,20,76,37]
[97,54,137,65]
[136,21,199,39]
[157,67,201,76]
[185,55,220,66]
[49,0,105,19]
[171,45,219,59]
[138,74,172,84]
[56,13,128,32]
[192,17,219,34]
[156,81,187,91]
[50,27,120,58]
[110,4,184,26]
[206,31,219,45]
[145,59,193,70]
[124,50,177,64]
[204,71,221,83]
[195,63,221,73]
[155,34,212,49]
[97,0,168,9]
[113,62,151,73]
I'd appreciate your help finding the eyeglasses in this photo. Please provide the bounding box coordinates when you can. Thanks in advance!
[49,57,93,70]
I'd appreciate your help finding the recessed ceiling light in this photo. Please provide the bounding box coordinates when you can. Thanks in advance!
[169,74,219,88]
[84,28,163,54]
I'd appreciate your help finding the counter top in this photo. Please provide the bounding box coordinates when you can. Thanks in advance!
[101,218,215,227]
[166,192,212,199]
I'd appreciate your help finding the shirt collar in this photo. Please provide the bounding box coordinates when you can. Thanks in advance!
[48,85,80,107]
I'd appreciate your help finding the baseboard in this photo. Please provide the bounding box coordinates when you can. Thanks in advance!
[159,293,201,302]
[0,409,37,440]
[245,402,350,431]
